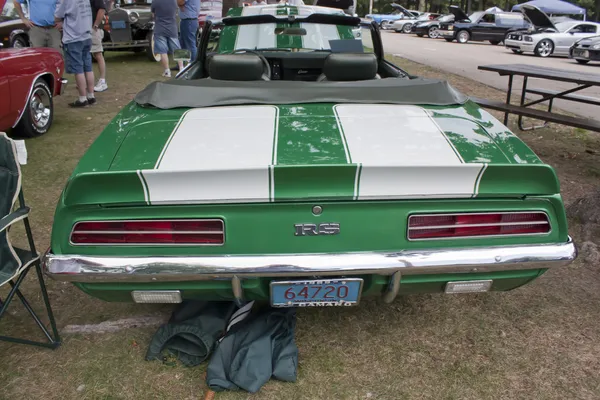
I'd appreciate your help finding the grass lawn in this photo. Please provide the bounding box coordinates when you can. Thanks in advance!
[1,51,599,400]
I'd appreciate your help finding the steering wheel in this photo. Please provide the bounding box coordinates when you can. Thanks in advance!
[232,49,272,80]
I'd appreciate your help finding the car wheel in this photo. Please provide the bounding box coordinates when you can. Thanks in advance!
[428,26,439,39]
[146,32,161,62]
[11,35,28,48]
[379,20,388,29]
[489,40,501,45]
[534,39,553,57]
[402,23,412,33]
[14,79,53,138]
[576,59,590,64]
[511,49,523,54]
[444,38,453,42]
[457,30,470,44]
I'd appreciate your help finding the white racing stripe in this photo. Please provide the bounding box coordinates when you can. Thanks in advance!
[334,104,485,199]
[301,23,340,50]
[141,106,278,204]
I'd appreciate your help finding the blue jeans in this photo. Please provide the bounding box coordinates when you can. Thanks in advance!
[64,39,93,74]
[179,19,199,61]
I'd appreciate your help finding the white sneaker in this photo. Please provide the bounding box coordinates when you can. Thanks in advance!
[94,80,108,92]
[162,69,171,78]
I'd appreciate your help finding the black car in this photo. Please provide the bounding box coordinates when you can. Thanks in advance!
[411,14,454,39]
[570,35,600,64]
[439,6,529,44]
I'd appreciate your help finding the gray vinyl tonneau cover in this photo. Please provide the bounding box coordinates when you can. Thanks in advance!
[134,77,468,109]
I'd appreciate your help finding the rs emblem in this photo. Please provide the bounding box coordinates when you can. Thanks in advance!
[294,223,340,236]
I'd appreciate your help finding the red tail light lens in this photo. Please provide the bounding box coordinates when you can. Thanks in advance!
[408,212,550,240]
[70,220,224,245]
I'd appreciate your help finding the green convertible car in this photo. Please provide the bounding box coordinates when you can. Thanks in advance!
[43,4,576,307]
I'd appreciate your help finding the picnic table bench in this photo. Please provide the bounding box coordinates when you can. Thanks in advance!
[472,63,600,133]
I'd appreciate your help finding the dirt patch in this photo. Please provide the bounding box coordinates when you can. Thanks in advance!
[1,53,599,400]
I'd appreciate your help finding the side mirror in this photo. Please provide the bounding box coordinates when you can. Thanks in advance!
[173,49,191,62]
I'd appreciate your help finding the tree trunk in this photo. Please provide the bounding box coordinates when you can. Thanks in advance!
[594,0,600,21]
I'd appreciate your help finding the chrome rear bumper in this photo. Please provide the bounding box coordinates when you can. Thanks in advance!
[44,239,576,283]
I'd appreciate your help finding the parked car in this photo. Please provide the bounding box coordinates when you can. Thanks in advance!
[0,48,66,137]
[439,6,529,44]
[365,3,417,29]
[102,0,158,61]
[569,34,600,64]
[412,13,454,38]
[0,0,29,48]
[505,5,600,57]
[43,4,576,307]
[198,0,222,34]
[392,11,440,34]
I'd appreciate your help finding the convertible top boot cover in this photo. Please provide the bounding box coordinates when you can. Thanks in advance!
[146,301,237,366]
[206,307,298,393]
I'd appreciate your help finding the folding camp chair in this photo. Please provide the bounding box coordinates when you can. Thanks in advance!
[0,133,60,348]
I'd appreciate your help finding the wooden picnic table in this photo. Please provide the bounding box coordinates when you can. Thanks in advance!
[473,63,600,132]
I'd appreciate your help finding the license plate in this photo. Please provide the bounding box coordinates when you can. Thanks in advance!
[574,49,589,58]
[111,21,127,30]
[270,278,363,307]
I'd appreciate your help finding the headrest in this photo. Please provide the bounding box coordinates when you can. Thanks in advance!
[209,54,264,81]
[323,53,378,81]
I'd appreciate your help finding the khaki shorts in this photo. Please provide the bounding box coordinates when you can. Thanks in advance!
[91,28,104,53]
[29,25,61,51]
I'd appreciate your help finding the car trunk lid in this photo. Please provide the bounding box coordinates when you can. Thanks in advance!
[62,104,559,207]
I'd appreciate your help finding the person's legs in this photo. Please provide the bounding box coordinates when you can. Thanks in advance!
[81,39,96,104]
[28,26,46,48]
[168,37,184,71]
[154,36,171,77]
[47,27,62,52]
[179,19,198,61]
[64,40,89,107]
[91,29,107,91]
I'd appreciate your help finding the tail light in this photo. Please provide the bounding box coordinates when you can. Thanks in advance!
[70,220,224,245]
[408,212,550,240]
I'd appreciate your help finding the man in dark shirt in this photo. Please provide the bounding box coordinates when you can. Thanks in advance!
[151,0,184,77]
[90,0,108,92]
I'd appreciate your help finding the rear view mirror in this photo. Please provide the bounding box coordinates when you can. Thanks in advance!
[173,49,191,62]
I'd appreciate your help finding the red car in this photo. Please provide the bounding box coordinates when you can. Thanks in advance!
[0,47,67,137]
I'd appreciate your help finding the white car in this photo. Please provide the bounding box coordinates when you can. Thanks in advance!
[392,12,440,33]
[504,5,600,57]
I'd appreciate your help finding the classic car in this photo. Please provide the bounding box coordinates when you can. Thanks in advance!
[198,0,223,34]
[439,6,529,44]
[505,5,600,57]
[0,0,29,48]
[102,0,159,61]
[43,4,576,307]
[0,47,66,137]
[392,11,440,34]
[570,34,600,64]
[365,3,418,28]
[412,13,454,38]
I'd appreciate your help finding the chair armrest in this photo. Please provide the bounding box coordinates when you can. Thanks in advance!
[0,207,30,233]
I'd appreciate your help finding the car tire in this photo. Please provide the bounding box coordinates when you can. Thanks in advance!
[402,23,412,33]
[534,39,554,57]
[11,35,28,48]
[146,32,161,62]
[489,40,501,45]
[444,38,453,42]
[379,20,388,29]
[428,26,439,39]
[13,79,53,138]
[457,30,470,44]
[576,59,590,64]
[511,49,523,54]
